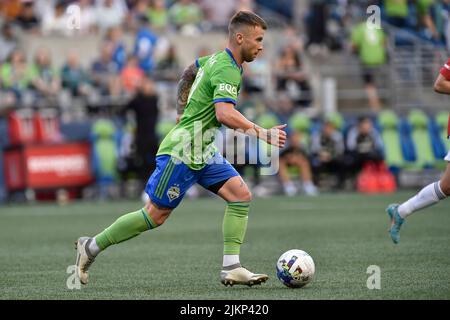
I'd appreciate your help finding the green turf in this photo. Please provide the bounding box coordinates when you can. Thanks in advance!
[0,192,449,300]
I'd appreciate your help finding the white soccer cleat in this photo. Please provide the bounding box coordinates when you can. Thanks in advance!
[74,237,96,285]
[220,266,268,287]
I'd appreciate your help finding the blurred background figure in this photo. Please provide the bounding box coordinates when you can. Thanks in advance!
[275,45,313,108]
[120,55,144,94]
[61,51,92,98]
[15,1,40,34]
[278,130,318,196]
[0,49,31,104]
[96,0,128,34]
[351,13,387,113]
[346,116,384,179]
[146,0,169,33]
[311,118,346,190]
[29,47,61,102]
[122,76,159,190]
[133,16,158,75]
[168,0,203,34]
[0,23,18,64]
[90,41,122,97]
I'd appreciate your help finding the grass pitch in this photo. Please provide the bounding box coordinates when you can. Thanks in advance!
[0,192,449,300]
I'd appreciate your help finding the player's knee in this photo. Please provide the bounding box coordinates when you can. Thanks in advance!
[239,188,252,202]
[151,210,171,226]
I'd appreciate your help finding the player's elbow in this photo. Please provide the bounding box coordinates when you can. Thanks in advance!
[215,108,230,125]
[215,110,226,124]
[434,79,448,94]
[434,82,443,93]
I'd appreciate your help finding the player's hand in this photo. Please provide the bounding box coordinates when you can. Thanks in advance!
[265,124,287,148]
[176,114,181,124]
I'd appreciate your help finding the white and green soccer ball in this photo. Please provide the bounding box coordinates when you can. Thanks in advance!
[276,249,315,288]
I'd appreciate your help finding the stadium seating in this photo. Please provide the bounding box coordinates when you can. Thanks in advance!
[91,119,119,199]
[407,109,436,169]
[289,113,311,149]
[377,110,405,169]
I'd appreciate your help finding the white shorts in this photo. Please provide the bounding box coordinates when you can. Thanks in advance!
[446,150,450,162]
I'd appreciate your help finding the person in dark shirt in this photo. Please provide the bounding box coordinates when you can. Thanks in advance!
[311,119,346,189]
[123,76,159,183]
[15,2,40,33]
[91,42,121,97]
[345,116,384,175]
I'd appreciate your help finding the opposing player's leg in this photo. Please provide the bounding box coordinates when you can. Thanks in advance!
[198,154,268,286]
[387,159,450,244]
[75,156,197,284]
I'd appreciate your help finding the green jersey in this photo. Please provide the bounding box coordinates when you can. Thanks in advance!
[157,48,243,170]
[351,22,386,66]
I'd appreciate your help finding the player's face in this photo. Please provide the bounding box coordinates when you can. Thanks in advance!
[241,26,265,62]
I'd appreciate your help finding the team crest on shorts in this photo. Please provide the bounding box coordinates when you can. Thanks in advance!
[167,185,181,202]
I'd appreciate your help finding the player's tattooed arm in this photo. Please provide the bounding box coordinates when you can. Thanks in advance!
[176,63,198,121]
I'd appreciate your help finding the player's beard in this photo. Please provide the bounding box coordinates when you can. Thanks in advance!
[243,50,256,62]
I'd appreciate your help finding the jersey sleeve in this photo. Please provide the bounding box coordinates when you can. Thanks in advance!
[440,58,450,80]
[210,66,241,105]
[195,55,212,68]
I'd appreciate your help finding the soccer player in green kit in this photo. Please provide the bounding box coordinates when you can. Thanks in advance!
[75,11,287,287]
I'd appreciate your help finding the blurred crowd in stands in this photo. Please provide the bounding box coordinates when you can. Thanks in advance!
[0,0,449,202]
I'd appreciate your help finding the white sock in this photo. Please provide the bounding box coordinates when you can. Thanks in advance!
[222,255,240,268]
[88,237,101,256]
[398,181,447,218]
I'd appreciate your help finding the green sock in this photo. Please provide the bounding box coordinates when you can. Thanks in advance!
[222,202,250,255]
[95,208,158,250]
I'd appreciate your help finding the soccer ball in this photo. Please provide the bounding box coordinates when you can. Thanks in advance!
[276,249,315,288]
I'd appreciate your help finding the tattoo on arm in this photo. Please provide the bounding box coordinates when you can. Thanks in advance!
[176,63,198,115]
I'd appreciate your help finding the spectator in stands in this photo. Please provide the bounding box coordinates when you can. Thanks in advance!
[384,0,409,28]
[146,0,169,33]
[235,0,255,12]
[15,1,40,33]
[126,0,149,32]
[168,0,203,34]
[154,43,181,82]
[0,0,23,22]
[78,0,97,34]
[133,15,158,75]
[105,26,127,71]
[61,51,92,97]
[96,0,128,33]
[0,23,18,64]
[278,130,318,196]
[306,0,329,57]
[199,0,236,31]
[311,119,346,189]
[274,45,313,108]
[122,76,159,185]
[0,49,31,102]
[242,48,271,94]
[278,24,304,54]
[120,55,145,94]
[351,17,387,113]
[41,1,72,36]
[345,116,384,176]
[29,47,61,100]
[416,0,439,41]
[91,41,122,97]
